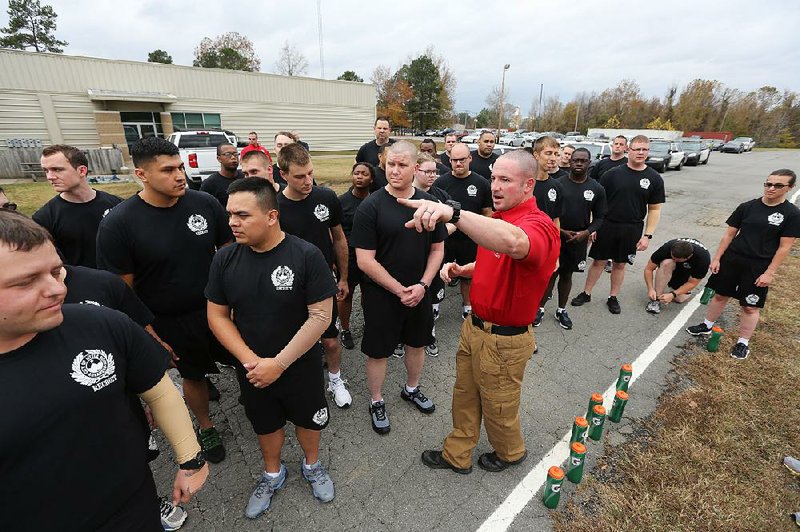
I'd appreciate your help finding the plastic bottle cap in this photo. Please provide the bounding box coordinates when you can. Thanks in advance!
[711,326,723,332]
[621,363,633,372]
[548,466,564,480]
[592,404,606,415]
[574,416,588,427]
[615,390,629,400]
[571,442,587,454]
[590,393,603,402]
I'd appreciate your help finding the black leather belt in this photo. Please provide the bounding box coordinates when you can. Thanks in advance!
[471,314,529,336]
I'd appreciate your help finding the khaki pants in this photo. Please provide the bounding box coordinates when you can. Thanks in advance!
[442,317,534,470]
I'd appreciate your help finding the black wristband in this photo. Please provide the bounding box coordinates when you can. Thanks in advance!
[417,281,429,291]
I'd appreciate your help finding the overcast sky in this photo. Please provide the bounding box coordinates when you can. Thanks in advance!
[10,0,799,114]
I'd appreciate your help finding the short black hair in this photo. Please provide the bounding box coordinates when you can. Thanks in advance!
[131,137,179,168]
[227,177,279,213]
[0,209,53,252]
[670,241,694,259]
[352,161,376,181]
[770,168,796,186]
[375,116,391,127]
[421,138,436,149]
[571,147,591,159]
[216,143,235,157]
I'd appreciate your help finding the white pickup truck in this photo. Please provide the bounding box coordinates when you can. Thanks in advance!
[166,130,237,188]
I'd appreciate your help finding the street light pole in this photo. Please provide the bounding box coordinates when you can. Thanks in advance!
[497,64,510,135]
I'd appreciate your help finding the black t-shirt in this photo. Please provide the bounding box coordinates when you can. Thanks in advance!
[600,165,666,224]
[550,168,569,180]
[205,235,337,373]
[0,305,169,532]
[440,152,452,169]
[434,171,491,240]
[338,189,367,242]
[533,177,565,221]
[469,150,498,181]
[356,139,395,167]
[558,177,608,232]
[649,238,711,279]
[370,167,388,192]
[96,190,232,316]
[278,186,342,268]
[64,265,154,327]
[199,170,245,207]
[725,198,800,259]
[271,164,288,186]
[590,156,628,180]
[32,190,122,268]
[350,187,447,286]
[425,185,451,204]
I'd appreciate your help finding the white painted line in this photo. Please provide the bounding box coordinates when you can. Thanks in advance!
[477,297,702,532]
[791,188,800,205]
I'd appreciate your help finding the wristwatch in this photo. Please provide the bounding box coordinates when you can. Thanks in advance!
[445,200,461,224]
[179,451,206,470]
[417,281,429,292]
[644,233,653,239]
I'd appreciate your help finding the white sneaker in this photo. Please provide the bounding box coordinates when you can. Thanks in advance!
[327,378,352,408]
[160,497,188,531]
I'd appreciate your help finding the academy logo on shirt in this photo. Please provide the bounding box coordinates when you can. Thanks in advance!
[467,184,478,197]
[745,294,760,305]
[583,190,595,201]
[70,349,117,392]
[767,212,784,226]
[314,204,330,222]
[437,288,445,301]
[312,407,329,426]
[187,214,209,235]
[548,188,557,202]
[640,178,651,189]
[271,265,294,290]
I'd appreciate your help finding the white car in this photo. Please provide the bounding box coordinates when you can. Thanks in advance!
[731,136,756,151]
[461,130,489,144]
[646,140,686,173]
[680,139,711,166]
[499,133,525,147]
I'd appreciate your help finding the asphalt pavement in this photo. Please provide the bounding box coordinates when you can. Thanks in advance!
[151,149,800,531]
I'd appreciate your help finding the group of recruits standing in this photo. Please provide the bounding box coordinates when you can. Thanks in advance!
[1,114,798,531]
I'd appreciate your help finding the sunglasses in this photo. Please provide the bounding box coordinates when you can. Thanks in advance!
[450,157,469,163]
[764,182,790,189]
[1,202,17,211]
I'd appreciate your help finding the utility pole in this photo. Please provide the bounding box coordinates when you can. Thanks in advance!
[497,64,510,135]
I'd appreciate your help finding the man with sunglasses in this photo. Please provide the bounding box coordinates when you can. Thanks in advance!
[200,143,245,208]
[687,169,800,359]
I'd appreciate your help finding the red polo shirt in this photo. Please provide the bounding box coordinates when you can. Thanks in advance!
[470,196,560,327]
[240,144,272,163]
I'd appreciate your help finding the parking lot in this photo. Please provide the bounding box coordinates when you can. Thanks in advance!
[151,149,800,531]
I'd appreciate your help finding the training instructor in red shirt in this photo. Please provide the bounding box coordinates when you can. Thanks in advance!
[398,149,560,474]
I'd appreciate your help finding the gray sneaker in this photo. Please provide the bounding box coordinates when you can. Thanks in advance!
[370,401,390,434]
[302,460,335,502]
[159,497,187,531]
[401,386,435,414]
[645,300,661,314]
[245,464,287,519]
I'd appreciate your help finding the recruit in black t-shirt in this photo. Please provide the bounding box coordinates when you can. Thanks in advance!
[550,168,569,181]
[32,190,122,268]
[96,190,232,316]
[278,186,343,268]
[434,171,491,240]
[205,235,338,372]
[558,176,608,232]
[369,167,388,192]
[64,264,154,327]
[533,177,565,222]
[356,138,395,167]
[0,304,169,532]
[440,151,452,169]
[350,187,447,287]
[199,170,244,207]
[469,150,498,181]
[725,198,800,259]
[338,189,367,242]
[600,164,666,224]
[424,185,451,204]
[590,156,627,180]
[649,238,711,279]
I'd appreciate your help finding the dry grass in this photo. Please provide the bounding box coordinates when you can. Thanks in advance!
[554,249,800,531]
[4,182,143,216]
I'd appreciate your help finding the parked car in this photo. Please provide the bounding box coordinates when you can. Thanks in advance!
[721,139,746,153]
[570,141,611,161]
[731,136,755,151]
[499,132,525,147]
[679,138,711,165]
[461,130,489,143]
[646,140,686,172]
[454,130,470,140]
[167,130,237,188]
[707,139,725,151]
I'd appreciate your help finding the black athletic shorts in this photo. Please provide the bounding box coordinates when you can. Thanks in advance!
[360,281,434,358]
[152,308,233,380]
[445,238,478,268]
[235,346,330,434]
[589,220,643,264]
[707,251,771,308]
[431,273,445,304]
[98,469,160,532]
[559,234,589,273]
[667,264,693,290]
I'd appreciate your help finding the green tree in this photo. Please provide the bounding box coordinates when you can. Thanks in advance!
[399,54,444,131]
[475,108,493,128]
[193,32,260,72]
[337,70,363,82]
[147,49,172,64]
[0,0,67,52]
[371,65,412,128]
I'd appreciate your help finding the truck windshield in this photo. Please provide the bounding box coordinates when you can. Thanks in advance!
[177,134,229,149]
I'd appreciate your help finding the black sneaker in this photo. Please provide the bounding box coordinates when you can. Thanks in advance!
[198,427,226,463]
[339,329,355,350]
[730,342,750,360]
[206,377,220,402]
[607,296,621,314]
[686,323,713,336]
[555,310,573,330]
[533,308,544,327]
[401,386,435,414]
[571,292,591,306]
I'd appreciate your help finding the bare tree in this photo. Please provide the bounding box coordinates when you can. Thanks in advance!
[275,41,309,76]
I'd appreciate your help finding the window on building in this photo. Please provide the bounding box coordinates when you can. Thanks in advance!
[171,113,222,131]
